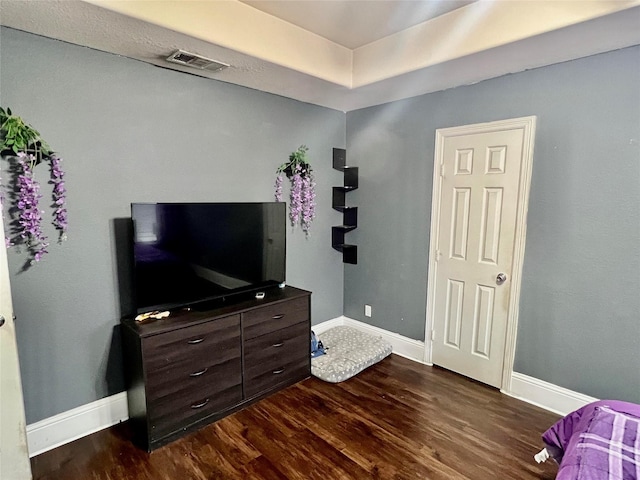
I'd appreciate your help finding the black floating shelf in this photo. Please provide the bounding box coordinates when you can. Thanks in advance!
[334,226,357,232]
[331,148,358,264]
[334,244,357,265]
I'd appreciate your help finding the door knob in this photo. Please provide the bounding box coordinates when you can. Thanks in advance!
[0,316,5,327]
[496,273,507,285]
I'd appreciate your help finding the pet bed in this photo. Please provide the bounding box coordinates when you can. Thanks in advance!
[311,326,392,383]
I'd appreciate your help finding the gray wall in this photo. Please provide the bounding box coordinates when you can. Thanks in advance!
[345,46,640,402]
[2,25,638,424]
[0,27,346,424]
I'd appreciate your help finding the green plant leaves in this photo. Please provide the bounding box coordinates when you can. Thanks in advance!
[0,107,52,158]
[276,145,312,176]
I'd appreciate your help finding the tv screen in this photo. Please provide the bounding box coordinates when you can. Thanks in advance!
[131,202,286,313]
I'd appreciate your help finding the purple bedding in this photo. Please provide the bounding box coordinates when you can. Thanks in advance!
[542,400,640,480]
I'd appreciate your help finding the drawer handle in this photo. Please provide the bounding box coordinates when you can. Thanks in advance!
[272,368,285,375]
[272,314,285,319]
[190,398,210,409]
[272,342,284,348]
[187,337,205,344]
[189,368,208,377]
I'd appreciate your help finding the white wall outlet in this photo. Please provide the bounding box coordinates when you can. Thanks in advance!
[364,305,372,317]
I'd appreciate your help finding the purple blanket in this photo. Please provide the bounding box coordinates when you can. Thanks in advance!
[542,400,640,480]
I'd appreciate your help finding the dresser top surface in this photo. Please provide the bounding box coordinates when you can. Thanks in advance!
[122,286,310,337]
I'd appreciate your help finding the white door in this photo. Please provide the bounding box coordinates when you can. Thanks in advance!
[0,218,33,479]
[427,117,536,388]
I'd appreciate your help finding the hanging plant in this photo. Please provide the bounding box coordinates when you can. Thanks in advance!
[0,107,67,267]
[275,145,316,235]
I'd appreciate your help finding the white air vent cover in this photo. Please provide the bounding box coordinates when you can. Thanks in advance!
[166,50,229,72]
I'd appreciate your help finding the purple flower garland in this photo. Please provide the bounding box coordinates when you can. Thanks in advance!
[274,174,283,202]
[49,154,68,241]
[289,165,303,226]
[275,147,316,236]
[301,174,316,234]
[2,151,68,265]
[15,152,49,262]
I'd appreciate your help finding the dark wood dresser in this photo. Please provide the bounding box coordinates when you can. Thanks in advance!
[121,286,311,451]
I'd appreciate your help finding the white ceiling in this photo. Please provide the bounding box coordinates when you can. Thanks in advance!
[240,0,478,49]
[1,0,639,112]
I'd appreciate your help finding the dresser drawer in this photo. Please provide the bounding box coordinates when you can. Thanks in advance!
[244,356,309,399]
[146,353,242,403]
[145,337,241,393]
[149,382,243,441]
[242,297,309,340]
[244,321,309,372]
[143,314,240,375]
[244,320,310,398]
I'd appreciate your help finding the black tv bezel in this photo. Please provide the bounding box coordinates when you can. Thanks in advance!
[130,201,286,314]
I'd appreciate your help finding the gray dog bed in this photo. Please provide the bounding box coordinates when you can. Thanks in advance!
[311,326,393,383]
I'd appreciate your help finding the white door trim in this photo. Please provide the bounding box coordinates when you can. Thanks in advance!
[0,219,33,477]
[424,115,537,392]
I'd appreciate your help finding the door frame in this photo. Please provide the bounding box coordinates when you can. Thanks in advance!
[424,116,537,392]
[1,217,33,478]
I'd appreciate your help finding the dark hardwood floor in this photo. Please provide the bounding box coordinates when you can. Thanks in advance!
[31,355,560,479]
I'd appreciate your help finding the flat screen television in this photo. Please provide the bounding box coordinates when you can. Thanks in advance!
[131,202,286,313]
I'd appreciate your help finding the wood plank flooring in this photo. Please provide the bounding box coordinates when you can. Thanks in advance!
[31,355,561,479]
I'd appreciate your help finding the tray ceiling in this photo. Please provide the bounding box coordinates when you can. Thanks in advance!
[1,0,639,111]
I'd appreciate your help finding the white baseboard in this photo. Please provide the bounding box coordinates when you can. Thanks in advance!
[313,316,428,364]
[504,372,598,417]
[26,325,597,457]
[27,318,423,457]
[27,391,129,457]
[311,316,344,335]
[317,318,597,416]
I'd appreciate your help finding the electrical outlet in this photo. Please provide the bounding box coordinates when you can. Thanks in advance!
[364,305,372,317]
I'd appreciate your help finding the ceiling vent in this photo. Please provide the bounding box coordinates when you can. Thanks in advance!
[166,50,229,72]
